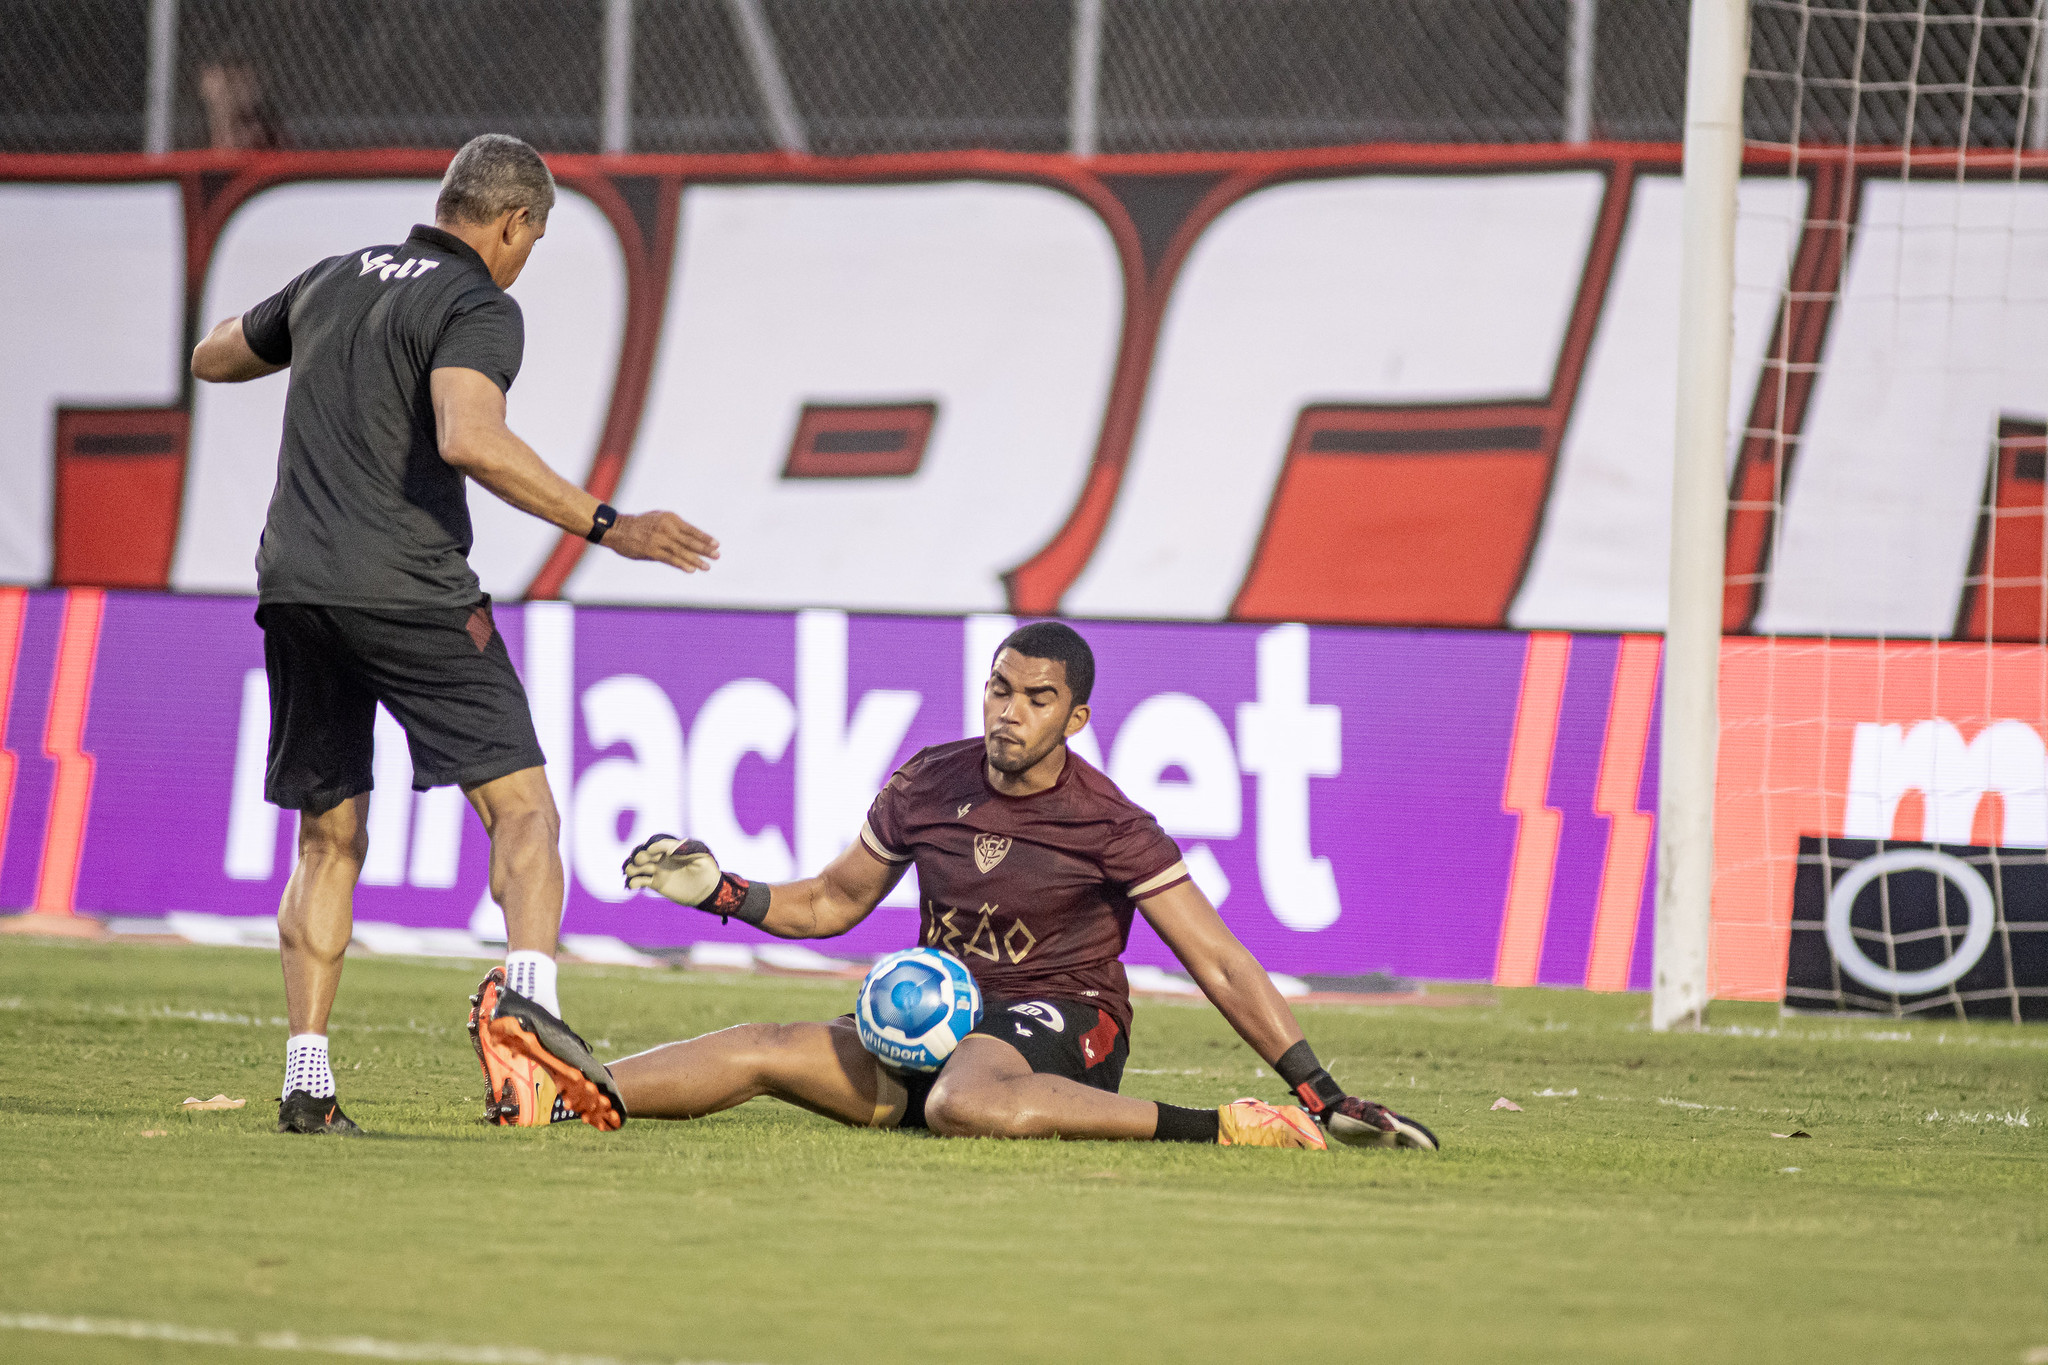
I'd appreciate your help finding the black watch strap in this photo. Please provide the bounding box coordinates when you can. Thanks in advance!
[586,502,618,544]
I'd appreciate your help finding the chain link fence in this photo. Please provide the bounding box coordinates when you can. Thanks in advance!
[3,1,2039,158]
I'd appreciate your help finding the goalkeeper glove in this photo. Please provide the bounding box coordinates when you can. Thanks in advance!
[1274,1038,1440,1149]
[620,835,770,927]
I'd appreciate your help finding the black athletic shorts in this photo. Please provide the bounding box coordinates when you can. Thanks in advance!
[893,996,1129,1131]
[257,598,546,815]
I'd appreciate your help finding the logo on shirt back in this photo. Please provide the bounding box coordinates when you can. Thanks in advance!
[973,833,1011,874]
[358,251,441,283]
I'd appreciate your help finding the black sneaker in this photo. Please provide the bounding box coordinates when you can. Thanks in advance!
[276,1089,363,1135]
[486,987,625,1131]
[1321,1096,1440,1151]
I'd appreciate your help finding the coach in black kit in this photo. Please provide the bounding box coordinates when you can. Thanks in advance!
[191,134,717,1135]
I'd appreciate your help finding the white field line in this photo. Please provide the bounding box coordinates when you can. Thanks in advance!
[1,998,453,1035]
[1624,1022,2048,1051]
[1923,1108,2032,1127]
[0,1312,755,1365]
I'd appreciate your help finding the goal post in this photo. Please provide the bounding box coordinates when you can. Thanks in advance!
[1657,0,1750,1032]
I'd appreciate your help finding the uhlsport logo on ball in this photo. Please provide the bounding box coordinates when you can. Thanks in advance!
[855,947,983,1074]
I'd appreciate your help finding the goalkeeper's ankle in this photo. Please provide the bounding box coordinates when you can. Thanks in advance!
[1151,1103,1221,1143]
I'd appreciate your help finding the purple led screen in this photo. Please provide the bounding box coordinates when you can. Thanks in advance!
[2,592,1656,989]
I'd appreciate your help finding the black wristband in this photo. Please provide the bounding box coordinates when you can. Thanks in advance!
[731,877,770,927]
[1274,1039,1345,1113]
[586,502,618,543]
[704,872,771,927]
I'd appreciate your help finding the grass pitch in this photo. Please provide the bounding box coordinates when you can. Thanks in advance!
[1,938,2043,1365]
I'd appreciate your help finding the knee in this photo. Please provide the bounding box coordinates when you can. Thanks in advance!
[925,1077,1031,1139]
[733,1022,809,1083]
[297,817,367,870]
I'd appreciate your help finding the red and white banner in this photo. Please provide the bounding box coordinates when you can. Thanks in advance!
[5,145,2045,637]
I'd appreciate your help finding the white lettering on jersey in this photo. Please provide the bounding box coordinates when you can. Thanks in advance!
[357,250,440,282]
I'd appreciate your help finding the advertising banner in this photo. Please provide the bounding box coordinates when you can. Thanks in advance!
[9,589,2044,1002]
[0,589,1663,991]
[1785,835,2048,1022]
[5,148,2043,643]
[1713,638,2048,1002]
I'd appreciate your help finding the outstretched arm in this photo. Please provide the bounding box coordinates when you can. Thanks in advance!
[1139,879,1305,1064]
[1145,879,1439,1148]
[191,317,285,383]
[623,835,905,940]
[755,842,906,939]
[429,365,720,572]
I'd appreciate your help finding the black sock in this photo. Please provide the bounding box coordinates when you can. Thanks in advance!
[1152,1102,1221,1143]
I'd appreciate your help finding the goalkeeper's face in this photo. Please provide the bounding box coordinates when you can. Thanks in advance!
[982,649,1090,777]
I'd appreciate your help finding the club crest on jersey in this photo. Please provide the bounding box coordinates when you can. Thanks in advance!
[973,833,1011,874]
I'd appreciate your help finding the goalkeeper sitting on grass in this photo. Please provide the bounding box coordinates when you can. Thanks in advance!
[474,622,1438,1151]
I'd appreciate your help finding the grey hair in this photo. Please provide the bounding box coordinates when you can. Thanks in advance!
[435,133,556,228]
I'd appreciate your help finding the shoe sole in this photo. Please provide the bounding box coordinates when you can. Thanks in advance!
[467,982,509,1125]
[1327,1111,1439,1151]
[488,1013,623,1132]
[468,973,549,1127]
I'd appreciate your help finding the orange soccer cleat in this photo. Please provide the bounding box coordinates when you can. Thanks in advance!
[485,980,626,1132]
[1217,1097,1328,1149]
[466,967,561,1127]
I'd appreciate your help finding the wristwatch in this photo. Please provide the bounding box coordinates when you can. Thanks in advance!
[586,502,618,543]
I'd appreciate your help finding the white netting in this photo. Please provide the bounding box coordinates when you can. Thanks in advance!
[1729,0,2048,1020]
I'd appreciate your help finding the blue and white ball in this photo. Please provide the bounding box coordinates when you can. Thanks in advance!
[855,947,982,1075]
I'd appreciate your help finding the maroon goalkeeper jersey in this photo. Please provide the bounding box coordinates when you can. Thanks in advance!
[861,738,1188,1035]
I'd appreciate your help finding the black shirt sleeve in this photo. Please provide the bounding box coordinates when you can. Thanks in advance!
[431,291,525,393]
[240,268,311,366]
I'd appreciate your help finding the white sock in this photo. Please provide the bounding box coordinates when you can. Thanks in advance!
[283,1034,334,1100]
[505,951,560,1016]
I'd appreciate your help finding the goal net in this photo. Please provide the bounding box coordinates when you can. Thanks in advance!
[1717,0,2048,1021]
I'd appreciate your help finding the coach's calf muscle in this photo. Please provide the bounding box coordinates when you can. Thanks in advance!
[276,797,370,1035]
[465,768,564,955]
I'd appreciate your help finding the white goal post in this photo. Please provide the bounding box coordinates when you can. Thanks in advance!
[1657,0,1750,1031]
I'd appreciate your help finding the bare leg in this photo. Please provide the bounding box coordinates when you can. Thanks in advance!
[463,766,561,955]
[924,1035,1161,1140]
[278,795,369,1036]
[609,1020,899,1127]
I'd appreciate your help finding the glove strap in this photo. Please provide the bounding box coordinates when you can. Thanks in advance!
[704,873,770,927]
[1274,1039,1346,1114]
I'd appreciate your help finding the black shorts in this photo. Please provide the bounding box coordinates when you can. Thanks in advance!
[257,599,546,815]
[896,996,1129,1131]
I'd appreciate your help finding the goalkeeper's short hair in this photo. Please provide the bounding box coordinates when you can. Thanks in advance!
[436,133,556,229]
[997,622,1095,706]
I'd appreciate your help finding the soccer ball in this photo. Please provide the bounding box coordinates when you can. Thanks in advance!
[854,947,982,1075]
